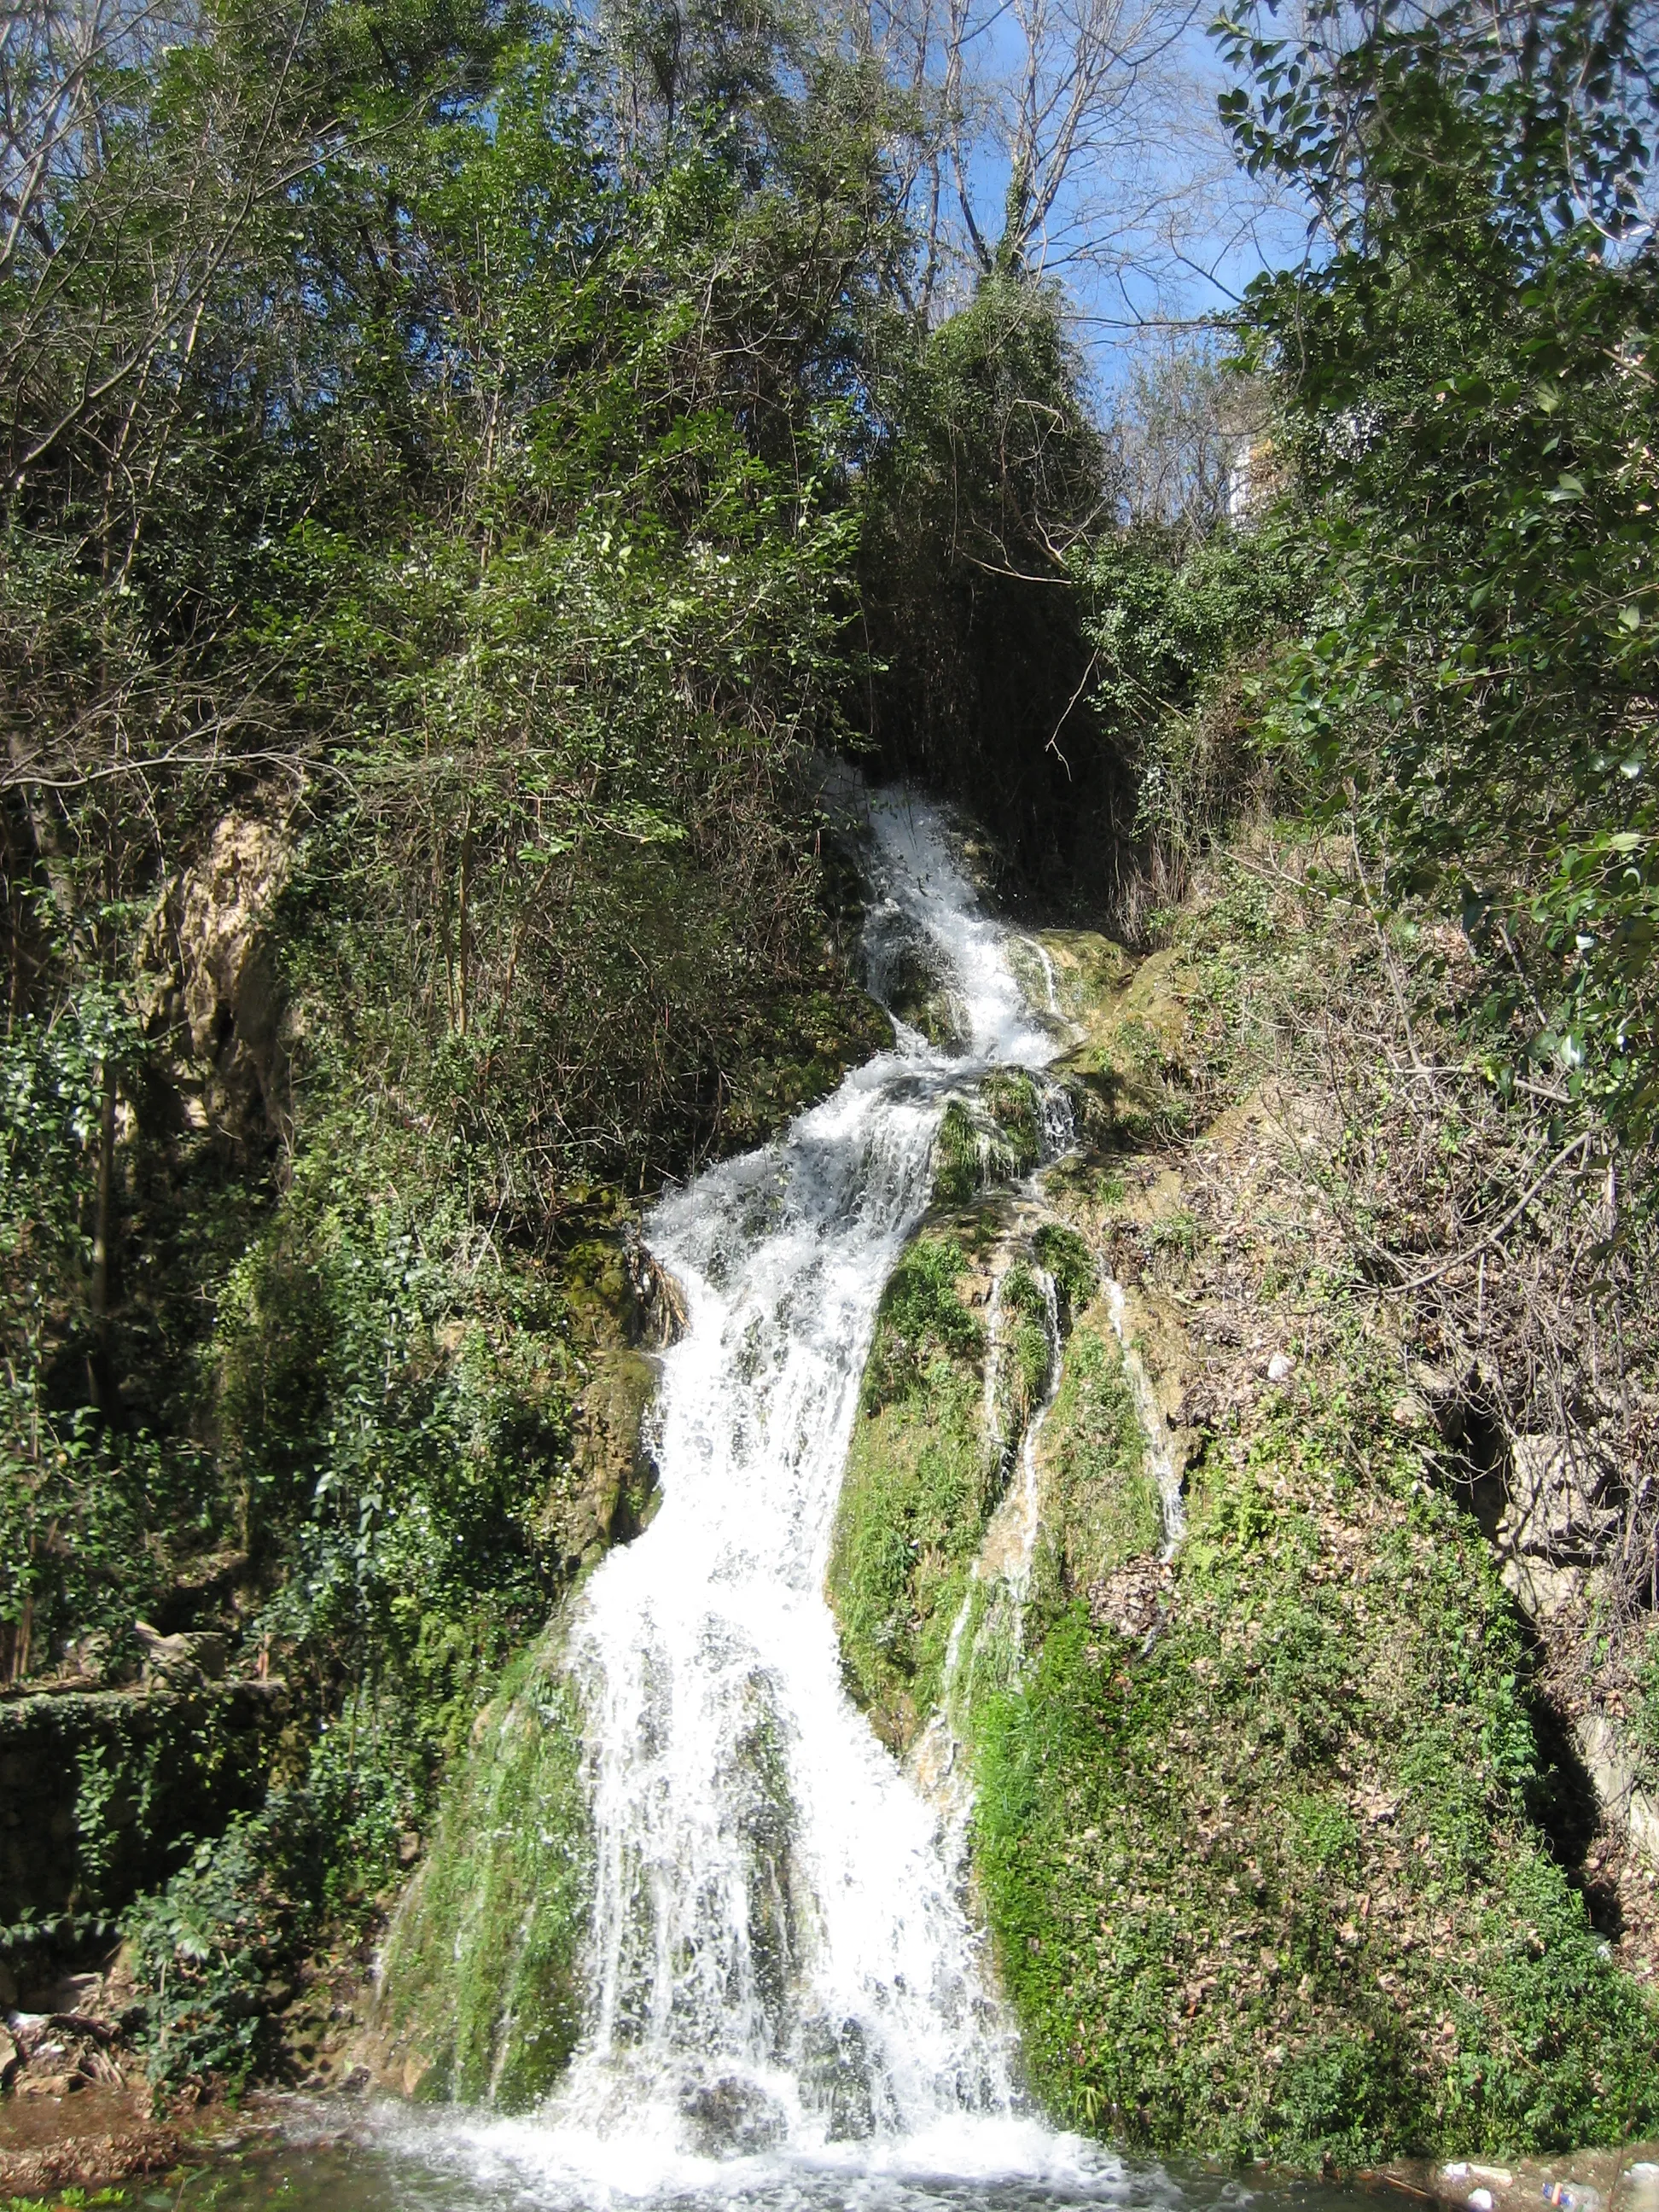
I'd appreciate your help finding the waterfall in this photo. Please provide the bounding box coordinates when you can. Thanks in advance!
[381,789,1133,2200]
[545,791,1057,2160]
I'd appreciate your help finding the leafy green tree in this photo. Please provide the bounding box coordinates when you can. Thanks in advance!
[0,0,908,1710]
[1218,0,1659,1136]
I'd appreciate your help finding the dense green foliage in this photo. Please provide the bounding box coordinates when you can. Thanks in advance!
[1220,0,1659,1135]
[5,0,1659,2148]
[0,0,942,2079]
[1074,527,1307,902]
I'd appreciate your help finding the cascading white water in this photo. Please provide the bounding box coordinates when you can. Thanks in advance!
[515,790,1062,2178]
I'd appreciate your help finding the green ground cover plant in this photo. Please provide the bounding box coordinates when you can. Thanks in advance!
[932,1074,1045,1207]
[975,1359,1659,2164]
[1027,1317,1161,1621]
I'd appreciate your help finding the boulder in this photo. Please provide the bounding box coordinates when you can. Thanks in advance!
[134,1623,228,1687]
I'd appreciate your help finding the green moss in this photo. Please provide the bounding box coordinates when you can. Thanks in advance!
[934,1102,988,1208]
[1033,1221,1097,1320]
[378,1631,592,2110]
[859,1237,985,1415]
[827,1364,994,1751]
[884,944,969,1051]
[982,1070,1042,1167]
[996,1263,1054,1435]
[931,1074,1043,1206]
[971,1374,1659,2167]
[1029,1317,1161,1621]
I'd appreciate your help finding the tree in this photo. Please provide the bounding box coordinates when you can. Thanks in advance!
[1220,0,1659,1139]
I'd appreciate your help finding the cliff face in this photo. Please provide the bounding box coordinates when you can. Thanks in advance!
[827,846,1659,2168]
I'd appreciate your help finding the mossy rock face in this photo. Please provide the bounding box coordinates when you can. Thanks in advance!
[875,936,971,1053]
[376,1632,592,2110]
[550,1346,661,1567]
[1034,929,1196,1149]
[723,985,894,1142]
[971,1377,1659,2168]
[931,1071,1045,1207]
[828,1235,997,1751]
[828,1208,1110,1756]
[1030,930,1135,1022]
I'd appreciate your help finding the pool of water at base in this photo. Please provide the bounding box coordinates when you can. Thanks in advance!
[172,2103,1395,2212]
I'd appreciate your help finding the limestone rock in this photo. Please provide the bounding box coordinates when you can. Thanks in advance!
[1500,1432,1621,1560]
[1574,1711,1659,1870]
[554,1348,660,1568]
[134,1622,228,1687]
[158,807,294,1138]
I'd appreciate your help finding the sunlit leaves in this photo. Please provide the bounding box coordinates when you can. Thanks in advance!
[1220,0,1659,1140]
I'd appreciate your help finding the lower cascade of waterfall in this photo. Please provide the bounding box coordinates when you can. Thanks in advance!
[372,790,1144,2206]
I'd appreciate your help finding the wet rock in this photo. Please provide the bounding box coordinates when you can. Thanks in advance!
[558,1349,660,1565]
[624,1244,688,1350]
[865,924,971,1054]
[799,2015,882,2140]
[679,2074,787,2154]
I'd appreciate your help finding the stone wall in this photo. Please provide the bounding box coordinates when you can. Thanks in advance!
[0,1681,285,1923]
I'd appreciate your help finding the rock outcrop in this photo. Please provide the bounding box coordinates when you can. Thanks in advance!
[146,805,296,1144]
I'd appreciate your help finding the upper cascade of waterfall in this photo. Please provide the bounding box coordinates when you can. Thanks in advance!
[859,797,1059,1072]
[389,789,1103,2204]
